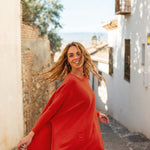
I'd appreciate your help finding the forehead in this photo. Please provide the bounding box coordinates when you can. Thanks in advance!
[68,46,80,54]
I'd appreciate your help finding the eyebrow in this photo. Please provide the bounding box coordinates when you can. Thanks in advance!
[68,51,81,54]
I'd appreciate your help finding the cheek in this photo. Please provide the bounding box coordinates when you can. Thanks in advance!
[81,56,84,64]
[67,57,73,65]
[67,57,71,63]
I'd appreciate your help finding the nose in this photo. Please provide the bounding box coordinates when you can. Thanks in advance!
[74,54,80,59]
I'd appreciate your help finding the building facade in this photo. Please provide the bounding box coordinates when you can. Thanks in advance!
[0,1,52,149]
[102,0,150,139]
[0,1,23,149]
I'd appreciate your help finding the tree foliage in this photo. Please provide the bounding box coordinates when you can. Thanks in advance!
[91,34,97,41]
[48,30,62,54]
[91,34,97,45]
[21,0,63,54]
[21,0,63,36]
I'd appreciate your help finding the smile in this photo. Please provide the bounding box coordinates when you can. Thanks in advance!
[73,61,80,64]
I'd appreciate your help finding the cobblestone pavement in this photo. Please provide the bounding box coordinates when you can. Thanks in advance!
[100,116,150,150]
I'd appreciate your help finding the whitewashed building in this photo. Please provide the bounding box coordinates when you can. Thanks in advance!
[0,1,23,150]
[100,0,150,139]
[87,43,110,113]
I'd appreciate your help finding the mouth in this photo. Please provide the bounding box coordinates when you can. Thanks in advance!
[72,60,80,64]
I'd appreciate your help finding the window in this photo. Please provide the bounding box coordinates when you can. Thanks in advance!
[124,39,130,82]
[92,74,94,90]
[141,43,145,66]
[109,47,113,76]
[98,70,102,86]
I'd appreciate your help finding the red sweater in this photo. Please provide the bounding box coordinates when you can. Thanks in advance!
[27,73,104,150]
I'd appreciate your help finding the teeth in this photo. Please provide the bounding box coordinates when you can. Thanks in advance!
[74,61,79,64]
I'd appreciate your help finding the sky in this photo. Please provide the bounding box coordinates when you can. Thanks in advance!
[59,0,116,33]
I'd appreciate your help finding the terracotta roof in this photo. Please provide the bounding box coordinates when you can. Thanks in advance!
[87,42,109,64]
[102,18,118,30]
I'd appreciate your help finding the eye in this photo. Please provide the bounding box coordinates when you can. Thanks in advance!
[69,53,73,57]
[77,51,81,56]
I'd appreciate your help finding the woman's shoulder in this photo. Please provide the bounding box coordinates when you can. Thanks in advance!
[54,74,76,93]
[62,73,88,85]
[62,73,77,85]
[55,73,89,94]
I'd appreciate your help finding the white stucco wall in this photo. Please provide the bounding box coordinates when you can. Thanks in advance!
[104,0,150,139]
[0,1,23,149]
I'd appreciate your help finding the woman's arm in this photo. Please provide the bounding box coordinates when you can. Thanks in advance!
[96,110,100,117]
[17,131,35,150]
[32,82,72,134]
[96,110,109,124]
[17,82,72,149]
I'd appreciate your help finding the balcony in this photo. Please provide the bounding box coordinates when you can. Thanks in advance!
[115,0,131,15]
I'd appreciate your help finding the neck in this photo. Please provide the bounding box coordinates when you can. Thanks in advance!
[71,68,84,78]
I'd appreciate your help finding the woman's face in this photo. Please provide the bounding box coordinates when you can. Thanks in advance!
[67,46,84,70]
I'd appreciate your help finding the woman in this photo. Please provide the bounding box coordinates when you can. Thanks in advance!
[17,42,109,150]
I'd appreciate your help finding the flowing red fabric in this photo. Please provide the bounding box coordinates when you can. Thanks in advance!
[27,73,104,150]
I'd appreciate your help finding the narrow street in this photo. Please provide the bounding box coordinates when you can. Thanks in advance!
[100,116,150,150]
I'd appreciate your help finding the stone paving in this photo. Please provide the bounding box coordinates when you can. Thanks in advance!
[100,116,150,150]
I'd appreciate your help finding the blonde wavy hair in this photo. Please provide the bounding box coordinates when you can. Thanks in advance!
[39,42,105,88]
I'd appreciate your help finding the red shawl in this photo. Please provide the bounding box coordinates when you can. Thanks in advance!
[27,73,104,150]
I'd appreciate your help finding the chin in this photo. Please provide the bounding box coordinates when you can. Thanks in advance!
[72,65,83,70]
[70,62,84,70]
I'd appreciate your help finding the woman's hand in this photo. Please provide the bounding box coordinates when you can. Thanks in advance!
[99,112,109,124]
[17,131,35,150]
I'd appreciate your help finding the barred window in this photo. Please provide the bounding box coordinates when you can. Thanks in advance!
[109,47,113,76]
[141,43,145,66]
[124,39,130,82]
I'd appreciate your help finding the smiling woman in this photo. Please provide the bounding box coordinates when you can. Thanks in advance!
[37,42,105,88]
[67,46,85,78]
[17,42,109,150]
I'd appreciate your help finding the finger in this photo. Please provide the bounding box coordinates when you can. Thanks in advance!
[107,118,109,123]
[17,146,22,150]
[105,116,109,122]
[106,118,109,123]
[103,117,108,122]
[102,117,108,123]
[104,118,107,123]
[23,143,28,148]
[17,141,26,149]
[17,141,22,148]
[20,147,26,150]
[102,116,109,122]
[21,144,26,147]
[22,143,27,148]
[17,145,23,150]
[100,116,106,120]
